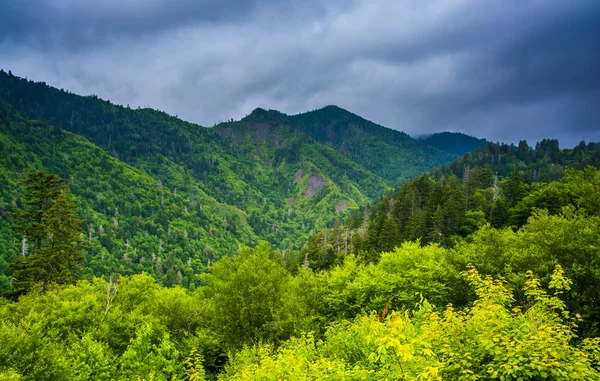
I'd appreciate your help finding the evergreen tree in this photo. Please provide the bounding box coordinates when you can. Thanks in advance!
[489,198,509,228]
[516,140,530,162]
[9,171,85,292]
[503,164,524,207]
[441,176,468,238]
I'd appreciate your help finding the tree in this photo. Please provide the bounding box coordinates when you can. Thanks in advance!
[201,241,289,349]
[9,171,85,292]
[516,140,530,161]
[503,164,524,207]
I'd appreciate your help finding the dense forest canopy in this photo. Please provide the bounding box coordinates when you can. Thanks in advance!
[1,69,600,379]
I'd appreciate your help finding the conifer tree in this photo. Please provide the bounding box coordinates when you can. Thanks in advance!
[503,164,524,207]
[9,171,85,292]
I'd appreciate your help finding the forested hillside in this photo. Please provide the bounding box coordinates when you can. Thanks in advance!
[213,107,391,230]
[302,139,600,264]
[0,70,459,255]
[0,102,254,291]
[216,106,455,184]
[287,105,455,182]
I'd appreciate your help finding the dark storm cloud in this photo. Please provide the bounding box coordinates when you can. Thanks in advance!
[0,0,334,49]
[0,0,598,146]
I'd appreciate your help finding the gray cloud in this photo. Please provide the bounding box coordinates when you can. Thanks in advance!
[1,0,599,147]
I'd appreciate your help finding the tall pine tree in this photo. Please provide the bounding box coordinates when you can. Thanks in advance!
[9,171,85,292]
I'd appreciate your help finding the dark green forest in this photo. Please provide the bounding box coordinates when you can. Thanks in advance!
[1,69,600,379]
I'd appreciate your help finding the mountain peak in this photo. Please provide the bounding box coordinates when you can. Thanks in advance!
[301,105,358,119]
[318,105,346,112]
[420,132,487,156]
[241,105,356,124]
[241,107,287,124]
[249,107,268,116]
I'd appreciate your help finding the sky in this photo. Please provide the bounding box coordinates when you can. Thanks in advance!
[1,0,599,147]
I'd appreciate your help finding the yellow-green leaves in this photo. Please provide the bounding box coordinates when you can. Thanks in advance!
[224,268,600,380]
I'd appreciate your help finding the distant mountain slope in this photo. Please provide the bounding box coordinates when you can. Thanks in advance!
[216,106,457,186]
[218,107,389,197]
[0,102,254,290]
[214,109,390,239]
[289,106,456,183]
[420,132,487,156]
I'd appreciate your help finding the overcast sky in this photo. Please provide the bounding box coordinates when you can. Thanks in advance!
[1,0,599,147]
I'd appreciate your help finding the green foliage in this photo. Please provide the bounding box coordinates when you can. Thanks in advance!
[309,243,468,322]
[185,348,207,381]
[220,334,370,380]
[433,139,600,181]
[0,274,213,380]
[457,209,600,335]
[223,267,600,380]
[306,164,600,273]
[119,323,184,380]
[201,242,291,349]
[1,213,600,378]
[301,185,600,335]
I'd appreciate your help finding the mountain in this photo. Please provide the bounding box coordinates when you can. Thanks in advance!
[420,131,487,157]
[0,72,389,247]
[244,105,457,184]
[212,108,391,245]
[0,70,469,286]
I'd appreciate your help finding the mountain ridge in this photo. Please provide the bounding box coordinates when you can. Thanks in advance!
[219,104,456,184]
[0,69,478,287]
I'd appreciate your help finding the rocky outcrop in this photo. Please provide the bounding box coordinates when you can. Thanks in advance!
[306,175,324,198]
